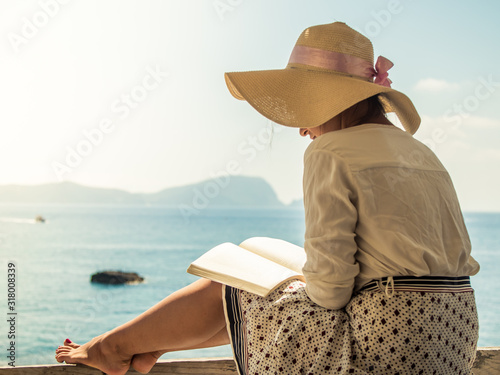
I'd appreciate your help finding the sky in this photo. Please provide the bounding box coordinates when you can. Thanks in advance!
[0,0,499,211]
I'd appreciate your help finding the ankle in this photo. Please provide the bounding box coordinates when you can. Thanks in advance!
[100,330,133,360]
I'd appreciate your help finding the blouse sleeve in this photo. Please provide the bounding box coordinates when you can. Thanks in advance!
[302,149,359,310]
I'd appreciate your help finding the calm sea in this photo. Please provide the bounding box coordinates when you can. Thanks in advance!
[0,205,498,366]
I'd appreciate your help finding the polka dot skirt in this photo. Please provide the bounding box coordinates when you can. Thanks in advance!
[224,280,478,375]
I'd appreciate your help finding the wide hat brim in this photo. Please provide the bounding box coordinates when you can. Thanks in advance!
[225,68,420,135]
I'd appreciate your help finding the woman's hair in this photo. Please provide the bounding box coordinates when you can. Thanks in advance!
[339,95,387,129]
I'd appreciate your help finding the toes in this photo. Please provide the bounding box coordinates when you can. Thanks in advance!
[56,346,72,354]
[55,354,69,363]
[55,344,80,364]
[64,339,80,349]
[55,350,72,363]
[55,346,65,354]
[55,348,71,358]
[55,349,83,366]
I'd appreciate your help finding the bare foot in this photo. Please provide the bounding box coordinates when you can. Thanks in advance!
[55,335,132,375]
[62,338,79,349]
[56,338,165,375]
[131,350,167,374]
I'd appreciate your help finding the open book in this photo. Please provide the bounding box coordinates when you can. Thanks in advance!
[187,237,306,297]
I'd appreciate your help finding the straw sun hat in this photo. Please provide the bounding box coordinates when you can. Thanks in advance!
[225,22,420,134]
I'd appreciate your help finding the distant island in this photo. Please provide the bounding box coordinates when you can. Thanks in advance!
[0,176,303,209]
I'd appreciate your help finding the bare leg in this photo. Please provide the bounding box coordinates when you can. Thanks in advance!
[55,279,229,375]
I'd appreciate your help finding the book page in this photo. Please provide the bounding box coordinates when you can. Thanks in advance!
[238,237,306,274]
[187,242,304,297]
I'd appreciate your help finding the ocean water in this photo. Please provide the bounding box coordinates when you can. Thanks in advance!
[0,205,498,367]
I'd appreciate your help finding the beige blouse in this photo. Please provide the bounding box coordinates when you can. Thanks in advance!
[302,124,480,310]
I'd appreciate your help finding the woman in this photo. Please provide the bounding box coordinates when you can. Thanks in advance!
[56,22,480,374]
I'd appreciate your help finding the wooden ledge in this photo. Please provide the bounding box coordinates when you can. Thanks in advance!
[0,348,499,374]
[473,347,500,374]
[0,357,236,374]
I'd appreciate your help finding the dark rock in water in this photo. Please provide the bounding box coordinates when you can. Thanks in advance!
[91,271,144,285]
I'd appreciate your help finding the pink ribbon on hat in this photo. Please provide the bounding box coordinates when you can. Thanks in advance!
[288,45,394,88]
[373,56,393,87]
